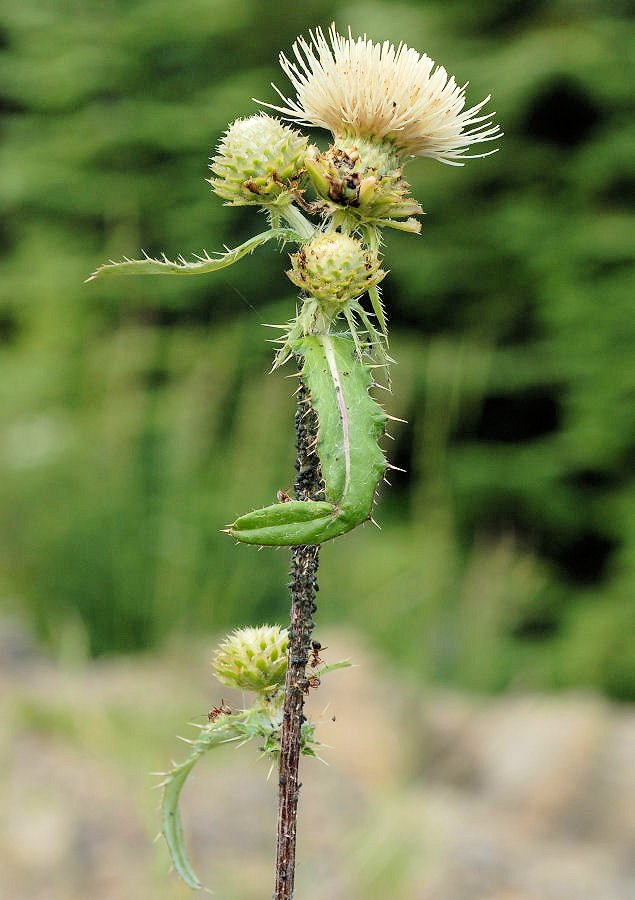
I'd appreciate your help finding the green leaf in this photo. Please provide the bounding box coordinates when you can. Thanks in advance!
[228,334,388,545]
[85,227,300,282]
[160,718,243,891]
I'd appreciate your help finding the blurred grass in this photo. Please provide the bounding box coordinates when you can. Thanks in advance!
[0,0,634,697]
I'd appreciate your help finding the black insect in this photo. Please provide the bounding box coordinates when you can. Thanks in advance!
[308,640,327,668]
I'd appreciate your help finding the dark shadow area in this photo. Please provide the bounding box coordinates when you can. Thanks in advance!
[521,77,602,148]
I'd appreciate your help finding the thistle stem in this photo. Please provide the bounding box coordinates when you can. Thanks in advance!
[273,376,321,899]
[280,202,315,240]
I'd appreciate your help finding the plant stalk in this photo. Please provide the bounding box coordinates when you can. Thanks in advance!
[273,375,321,899]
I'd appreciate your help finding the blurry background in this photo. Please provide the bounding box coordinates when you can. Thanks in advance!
[1,1,634,898]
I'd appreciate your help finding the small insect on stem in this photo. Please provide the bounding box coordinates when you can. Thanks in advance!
[308,640,328,668]
[208,699,233,722]
[303,675,321,694]
[276,490,293,503]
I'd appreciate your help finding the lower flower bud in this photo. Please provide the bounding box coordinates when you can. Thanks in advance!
[212,625,288,692]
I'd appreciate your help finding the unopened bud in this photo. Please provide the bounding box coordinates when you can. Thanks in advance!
[212,625,288,692]
[209,114,308,206]
[287,232,385,308]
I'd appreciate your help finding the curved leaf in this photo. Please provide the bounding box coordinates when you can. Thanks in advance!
[86,227,300,282]
[160,719,243,891]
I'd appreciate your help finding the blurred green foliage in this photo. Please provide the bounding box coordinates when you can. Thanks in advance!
[1,0,633,698]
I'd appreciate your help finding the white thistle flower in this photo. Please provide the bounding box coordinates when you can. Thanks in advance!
[262,24,501,165]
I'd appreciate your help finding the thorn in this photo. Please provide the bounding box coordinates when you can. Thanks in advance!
[384,432,395,440]
[386,463,407,473]
[383,476,392,486]
[220,527,233,534]
[385,414,408,424]
[152,831,163,844]
[176,735,194,745]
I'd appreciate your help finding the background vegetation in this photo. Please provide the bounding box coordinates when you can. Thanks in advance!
[1,0,633,698]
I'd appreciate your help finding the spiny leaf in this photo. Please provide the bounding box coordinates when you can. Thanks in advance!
[228,334,388,545]
[312,659,352,678]
[85,227,300,282]
[161,718,244,891]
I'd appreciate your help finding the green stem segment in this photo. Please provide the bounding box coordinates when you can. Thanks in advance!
[280,202,316,240]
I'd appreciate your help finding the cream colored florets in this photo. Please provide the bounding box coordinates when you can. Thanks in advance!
[262,24,501,165]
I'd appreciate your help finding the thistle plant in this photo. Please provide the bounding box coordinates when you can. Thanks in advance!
[157,625,350,890]
[88,23,500,897]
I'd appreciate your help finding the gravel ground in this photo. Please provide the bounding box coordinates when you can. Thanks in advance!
[1,619,634,899]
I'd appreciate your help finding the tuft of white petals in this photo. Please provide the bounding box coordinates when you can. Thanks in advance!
[262,24,501,165]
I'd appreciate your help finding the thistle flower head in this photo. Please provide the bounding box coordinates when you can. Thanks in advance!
[263,24,501,165]
[209,113,308,205]
[212,625,288,692]
[287,232,385,308]
[305,139,423,233]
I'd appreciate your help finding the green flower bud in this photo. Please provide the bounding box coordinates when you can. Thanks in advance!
[209,114,308,206]
[287,233,385,308]
[212,625,288,692]
[305,137,423,233]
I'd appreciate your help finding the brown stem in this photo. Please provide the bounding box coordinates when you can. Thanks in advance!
[273,376,321,899]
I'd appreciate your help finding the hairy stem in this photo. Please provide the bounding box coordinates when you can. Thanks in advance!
[273,376,322,899]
